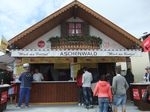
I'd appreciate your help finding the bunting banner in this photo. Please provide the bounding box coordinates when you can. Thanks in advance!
[0,36,8,52]
[142,35,150,52]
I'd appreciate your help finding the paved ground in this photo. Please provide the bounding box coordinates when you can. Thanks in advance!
[3,101,150,112]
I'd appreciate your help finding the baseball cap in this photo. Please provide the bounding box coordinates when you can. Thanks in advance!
[23,63,29,68]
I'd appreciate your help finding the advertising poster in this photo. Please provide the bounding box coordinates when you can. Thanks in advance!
[132,88,140,100]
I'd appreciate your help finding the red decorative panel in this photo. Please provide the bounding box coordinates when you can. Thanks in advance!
[132,88,140,100]
[1,91,8,104]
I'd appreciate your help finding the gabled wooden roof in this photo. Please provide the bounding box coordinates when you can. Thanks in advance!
[9,0,142,49]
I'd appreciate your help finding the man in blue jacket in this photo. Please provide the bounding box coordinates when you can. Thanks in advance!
[17,63,33,108]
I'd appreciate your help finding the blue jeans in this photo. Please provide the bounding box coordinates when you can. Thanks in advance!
[82,87,93,106]
[18,87,31,106]
[113,94,127,106]
[98,97,109,112]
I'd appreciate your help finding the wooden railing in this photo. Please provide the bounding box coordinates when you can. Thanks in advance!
[51,41,100,49]
[48,36,102,50]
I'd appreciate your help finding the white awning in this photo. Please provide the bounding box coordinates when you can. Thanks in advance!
[11,49,142,57]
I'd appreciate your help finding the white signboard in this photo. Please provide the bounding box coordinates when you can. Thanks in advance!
[11,49,142,57]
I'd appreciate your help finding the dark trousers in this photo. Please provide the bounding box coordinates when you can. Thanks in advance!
[83,87,93,106]
[18,87,31,106]
[78,86,84,104]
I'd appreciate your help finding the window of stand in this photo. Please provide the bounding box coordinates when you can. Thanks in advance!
[30,63,71,81]
[68,22,82,36]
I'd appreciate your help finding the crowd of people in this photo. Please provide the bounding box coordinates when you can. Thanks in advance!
[16,64,145,111]
[76,66,135,112]
[1,62,144,112]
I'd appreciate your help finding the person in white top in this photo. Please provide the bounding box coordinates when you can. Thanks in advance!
[33,69,44,81]
[82,67,93,108]
[144,66,150,82]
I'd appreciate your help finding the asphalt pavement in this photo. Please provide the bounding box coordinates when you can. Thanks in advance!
[3,101,150,112]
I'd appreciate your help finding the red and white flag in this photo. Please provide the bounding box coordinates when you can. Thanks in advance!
[142,35,150,52]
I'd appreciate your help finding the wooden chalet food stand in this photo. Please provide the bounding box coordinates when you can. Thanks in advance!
[9,1,142,104]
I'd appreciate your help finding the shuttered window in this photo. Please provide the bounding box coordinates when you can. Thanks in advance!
[68,22,82,36]
[61,22,89,37]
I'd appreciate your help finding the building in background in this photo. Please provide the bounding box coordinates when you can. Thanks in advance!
[116,33,150,82]
[8,0,142,103]
[131,33,150,82]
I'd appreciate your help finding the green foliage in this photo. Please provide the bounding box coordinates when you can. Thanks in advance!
[47,36,102,45]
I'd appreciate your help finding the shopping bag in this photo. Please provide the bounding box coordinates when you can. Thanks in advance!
[108,103,113,112]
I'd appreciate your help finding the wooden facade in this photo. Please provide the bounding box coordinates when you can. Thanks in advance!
[15,82,78,103]
[9,0,142,103]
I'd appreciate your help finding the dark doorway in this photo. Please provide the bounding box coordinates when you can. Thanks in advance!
[98,63,116,85]
[30,64,54,81]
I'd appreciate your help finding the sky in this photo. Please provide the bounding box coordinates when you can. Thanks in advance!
[0,0,150,41]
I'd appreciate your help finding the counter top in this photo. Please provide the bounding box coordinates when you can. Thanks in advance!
[0,84,10,88]
[130,82,150,85]
[12,81,76,84]
[33,81,76,83]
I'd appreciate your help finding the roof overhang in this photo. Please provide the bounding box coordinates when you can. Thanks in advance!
[9,0,142,49]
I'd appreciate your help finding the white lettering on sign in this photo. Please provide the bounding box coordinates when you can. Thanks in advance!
[11,49,142,57]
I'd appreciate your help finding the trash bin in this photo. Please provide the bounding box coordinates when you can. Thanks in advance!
[0,84,10,112]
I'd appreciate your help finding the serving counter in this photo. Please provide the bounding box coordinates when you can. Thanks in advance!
[131,82,150,111]
[15,81,78,104]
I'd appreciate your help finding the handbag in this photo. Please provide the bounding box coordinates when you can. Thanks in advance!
[108,103,113,112]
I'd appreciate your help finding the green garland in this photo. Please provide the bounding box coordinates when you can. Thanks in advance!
[47,36,102,45]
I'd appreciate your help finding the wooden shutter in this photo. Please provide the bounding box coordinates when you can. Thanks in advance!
[82,22,89,36]
[61,22,68,37]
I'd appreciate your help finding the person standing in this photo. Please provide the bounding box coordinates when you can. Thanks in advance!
[76,69,84,106]
[93,74,112,112]
[125,68,134,86]
[112,67,129,112]
[144,66,150,82]
[33,68,44,81]
[17,63,33,108]
[82,67,93,108]
[125,68,134,100]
